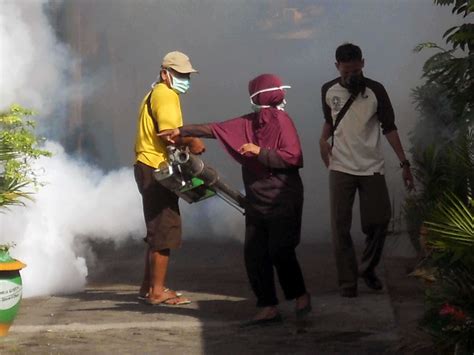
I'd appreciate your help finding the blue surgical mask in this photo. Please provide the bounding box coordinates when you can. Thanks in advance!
[167,70,191,94]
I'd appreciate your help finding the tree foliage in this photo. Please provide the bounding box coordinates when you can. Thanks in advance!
[414,0,473,123]
[406,0,473,249]
[412,3,474,352]
[0,105,51,210]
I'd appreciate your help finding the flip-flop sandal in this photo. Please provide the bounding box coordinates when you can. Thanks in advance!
[146,296,191,306]
[164,288,183,297]
[163,297,191,306]
[137,288,182,301]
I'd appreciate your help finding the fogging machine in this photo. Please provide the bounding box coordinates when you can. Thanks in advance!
[153,146,246,213]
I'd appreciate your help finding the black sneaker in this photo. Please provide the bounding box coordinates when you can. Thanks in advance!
[362,272,383,290]
[340,288,358,298]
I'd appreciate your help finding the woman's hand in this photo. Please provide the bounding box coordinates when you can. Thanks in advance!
[157,128,180,143]
[239,143,261,156]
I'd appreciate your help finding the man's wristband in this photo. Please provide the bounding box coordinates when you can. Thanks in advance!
[400,159,411,168]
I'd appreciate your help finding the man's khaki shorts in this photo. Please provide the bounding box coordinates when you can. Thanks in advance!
[134,161,182,251]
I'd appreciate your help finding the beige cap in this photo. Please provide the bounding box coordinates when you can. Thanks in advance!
[161,51,198,74]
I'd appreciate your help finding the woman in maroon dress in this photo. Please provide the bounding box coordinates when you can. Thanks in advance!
[159,74,311,325]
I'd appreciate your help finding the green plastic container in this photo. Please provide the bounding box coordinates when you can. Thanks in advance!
[0,249,26,336]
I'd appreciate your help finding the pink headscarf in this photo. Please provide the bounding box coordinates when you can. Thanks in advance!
[210,74,303,175]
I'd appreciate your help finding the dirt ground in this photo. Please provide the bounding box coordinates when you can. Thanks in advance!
[0,236,433,354]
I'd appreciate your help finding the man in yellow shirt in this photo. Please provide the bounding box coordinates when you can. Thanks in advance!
[134,51,204,305]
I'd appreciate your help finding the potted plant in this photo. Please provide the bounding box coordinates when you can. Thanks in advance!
[0,104,50,336]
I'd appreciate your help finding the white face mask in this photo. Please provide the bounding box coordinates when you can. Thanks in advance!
[249,85,291,112]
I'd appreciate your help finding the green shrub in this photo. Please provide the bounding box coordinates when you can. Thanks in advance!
[0,104,51,210]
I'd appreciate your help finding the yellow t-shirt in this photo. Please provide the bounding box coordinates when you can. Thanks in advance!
[134,83,183,168]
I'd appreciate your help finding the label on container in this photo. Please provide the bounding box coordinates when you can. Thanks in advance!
[0,280,22,310]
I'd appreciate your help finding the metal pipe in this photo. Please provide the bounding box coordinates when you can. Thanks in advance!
[154,146,246,210]
[177,150,246,208]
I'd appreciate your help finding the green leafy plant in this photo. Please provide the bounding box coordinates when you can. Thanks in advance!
[406,0,473,251]
[421,194,474,354]
[0,104,51,211]
[404,130,472,251]
[0,242,16,253]
[407,1,474,353]
[414,0,473,123]
[416,132,474,354]
[425,194,473,249]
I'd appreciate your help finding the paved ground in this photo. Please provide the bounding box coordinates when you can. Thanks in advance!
[0,237,433,354]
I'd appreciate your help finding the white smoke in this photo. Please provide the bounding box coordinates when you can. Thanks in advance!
[0,140,244,297]
[0,0,73,116]
[0,142,144,297]
[0,138,245,298]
